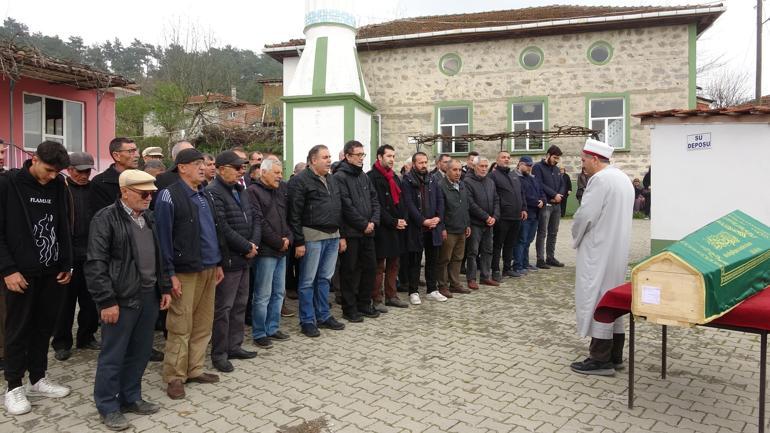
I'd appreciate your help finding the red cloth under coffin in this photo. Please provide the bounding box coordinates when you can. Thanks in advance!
[594,282,770,331]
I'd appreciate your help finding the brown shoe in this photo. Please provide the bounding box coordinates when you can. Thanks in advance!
[467,280,480,290]
[438,287,453,298]
[166,380,185,400]
[449,286,471,294]
[186,372,220,384]
[480,279,500,287]
[281,305,295,317]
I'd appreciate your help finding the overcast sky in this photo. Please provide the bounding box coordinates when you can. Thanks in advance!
[2,0,767,96]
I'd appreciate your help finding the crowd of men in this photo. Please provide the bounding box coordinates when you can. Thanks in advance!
[0,135,634,430]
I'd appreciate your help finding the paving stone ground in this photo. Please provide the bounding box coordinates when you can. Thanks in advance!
[1,219,766,432]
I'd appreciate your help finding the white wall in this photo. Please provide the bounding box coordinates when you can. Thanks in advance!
[650,122,770,241]
[289,105,344,169]
[354,106,372,167]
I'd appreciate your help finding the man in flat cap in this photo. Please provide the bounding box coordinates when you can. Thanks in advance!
[570,138,635,376]
[142,147,164,165]
[206,151,258,372]
[86,170,171,430]
[52,152,100,362]
[155,148,224,399]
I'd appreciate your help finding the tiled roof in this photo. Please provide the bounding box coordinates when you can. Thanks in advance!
[265,4,723,52]
[634,102,770,119]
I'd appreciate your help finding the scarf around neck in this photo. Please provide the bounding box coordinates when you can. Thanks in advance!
[374,160,401,205]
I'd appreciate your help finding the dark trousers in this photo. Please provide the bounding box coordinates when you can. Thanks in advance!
[0,280,5,360]
[4,274,65,389]
[589,333,626,363]
[340,237,377,315]
[211,268,250,362]
[407,231,439,294]
[94,290,158,416]
[398,252,410,292]
[373,256,399,303]
[466,225,493,281]
[52,261,99,350]
[492,219,520,274]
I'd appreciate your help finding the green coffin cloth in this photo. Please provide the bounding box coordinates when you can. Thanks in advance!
[663,210,770,320]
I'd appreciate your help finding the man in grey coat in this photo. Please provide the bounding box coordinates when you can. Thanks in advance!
[463,156,500,289]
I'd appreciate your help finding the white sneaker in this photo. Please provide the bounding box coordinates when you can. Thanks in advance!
[5,386,31,415]
[425,291,447,302]
[26,377,70,398]
[409,293,422,305]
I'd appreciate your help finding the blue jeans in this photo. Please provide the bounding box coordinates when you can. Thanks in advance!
[297,238,339,325]
[251,256,286,339]
[514,217,538,271]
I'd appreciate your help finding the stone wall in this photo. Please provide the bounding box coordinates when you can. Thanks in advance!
[358,24,690,180]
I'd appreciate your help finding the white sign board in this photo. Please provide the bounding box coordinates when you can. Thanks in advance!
[686,133,711,151]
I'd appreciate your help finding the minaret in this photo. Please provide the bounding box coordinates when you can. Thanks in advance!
[283,0,377,172]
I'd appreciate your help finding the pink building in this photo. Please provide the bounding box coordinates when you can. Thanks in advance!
[0,45,136,171]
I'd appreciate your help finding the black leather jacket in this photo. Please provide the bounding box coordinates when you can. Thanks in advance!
[287,167,342,246]
[85,199,171,310]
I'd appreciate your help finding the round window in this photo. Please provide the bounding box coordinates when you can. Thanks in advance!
[439,53,462,76]
[519,47,544,70]
[588,41,613,65]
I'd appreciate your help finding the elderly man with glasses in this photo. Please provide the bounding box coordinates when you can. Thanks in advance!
[206,151,259,372]
[86,169,172,430]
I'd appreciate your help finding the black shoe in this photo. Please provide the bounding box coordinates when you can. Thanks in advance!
[212,359,234,373]
[101,411,130,431]
[268,330,290,341]
[54,349,72,361]
[343,312,364,323]
[77,340,101,350]
[149,348,164,362]
[0,357,4,371]
[536,260,551,269]
[570,358,615,376]
[385,297,409,308]
[505,270,522,278]
[121,399,160,415]
[612,358,625,370]
[319,316,345,330]
[301,323,321,338]
[357,307,380,319]
[229,347,258,358]
[546,258,565,267]
[253,337,274,349]
[492,272,502,282]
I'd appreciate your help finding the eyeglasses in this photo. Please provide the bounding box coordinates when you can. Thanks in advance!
[127,188,153,199]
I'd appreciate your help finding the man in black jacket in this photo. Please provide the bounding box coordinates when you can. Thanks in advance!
[0,139,5,372]
[86,169,172,430]
[368,144,409,312]
[288,145,345,338]
[90,137,139,215]
[334,140,382,322]
[401,152,446,304]
[206,151,259,371]
[52,152,100,362]
[532,145,567,268]
[464,156,500,289]
[488,151,527,280]
[248,159,292,346]
[155,148,224,399]
[0,141,72,415]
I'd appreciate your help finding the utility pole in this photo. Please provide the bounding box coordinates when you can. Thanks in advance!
[758,0,764,101]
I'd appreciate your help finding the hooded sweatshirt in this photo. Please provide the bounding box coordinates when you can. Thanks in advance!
[0,160,72,277]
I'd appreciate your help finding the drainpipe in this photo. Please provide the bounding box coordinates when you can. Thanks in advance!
[8,79,15,168]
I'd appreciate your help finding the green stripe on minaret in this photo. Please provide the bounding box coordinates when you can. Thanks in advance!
[312,37,329,96]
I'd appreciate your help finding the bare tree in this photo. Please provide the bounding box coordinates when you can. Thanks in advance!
[702,68,753,108]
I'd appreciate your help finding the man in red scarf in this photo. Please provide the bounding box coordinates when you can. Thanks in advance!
[368,145,409,311]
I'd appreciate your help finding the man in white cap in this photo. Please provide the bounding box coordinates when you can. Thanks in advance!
[570,138,634,376]
[142,147,164,164]
[86,169,172,430]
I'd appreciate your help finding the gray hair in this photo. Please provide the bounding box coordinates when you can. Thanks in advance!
[261,158,279,172]
[473,156,489,165]
[170,141,193,159]
[144,160,165,171]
